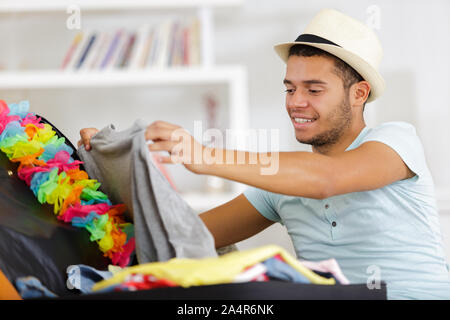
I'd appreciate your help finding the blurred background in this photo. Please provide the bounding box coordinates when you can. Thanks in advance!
[0,0,449,264]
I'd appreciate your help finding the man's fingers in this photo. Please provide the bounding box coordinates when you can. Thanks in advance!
[148,140,180,153]
[80,133,92,150]
[145,127,173,142]
[79,128,98,151]
[148,120,181,130]
[145,121,185,142]
[149,140,187,165]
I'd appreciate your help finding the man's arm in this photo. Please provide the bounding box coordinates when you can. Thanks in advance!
[197,141,415,199]
[145,121,414,199]
[199,194,274,249]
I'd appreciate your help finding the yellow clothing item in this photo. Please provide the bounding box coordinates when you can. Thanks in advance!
[92,245,335,291]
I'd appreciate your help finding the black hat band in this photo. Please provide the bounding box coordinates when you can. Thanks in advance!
[294,34,341,47]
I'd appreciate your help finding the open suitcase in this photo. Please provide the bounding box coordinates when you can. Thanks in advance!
[0,115,386,300]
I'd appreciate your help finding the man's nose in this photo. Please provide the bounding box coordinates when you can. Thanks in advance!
[287,91,309,108]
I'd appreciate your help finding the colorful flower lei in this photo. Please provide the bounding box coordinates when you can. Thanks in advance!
[0,100,135,268]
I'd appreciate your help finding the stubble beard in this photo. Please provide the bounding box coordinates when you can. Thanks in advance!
[296,94,352,148]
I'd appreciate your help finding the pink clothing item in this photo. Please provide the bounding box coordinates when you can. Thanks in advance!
[299,258,350,285]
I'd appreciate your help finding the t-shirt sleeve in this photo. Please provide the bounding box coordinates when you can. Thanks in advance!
[360,122,428,181]
[243,186,281,223]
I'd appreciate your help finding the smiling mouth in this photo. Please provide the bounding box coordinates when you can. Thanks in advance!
[294,118,316,124]
[293,116,317,125]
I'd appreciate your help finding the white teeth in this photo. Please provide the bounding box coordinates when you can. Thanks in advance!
[294,118,314,123]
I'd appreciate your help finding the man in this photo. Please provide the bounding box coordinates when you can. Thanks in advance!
[79,9,450,299]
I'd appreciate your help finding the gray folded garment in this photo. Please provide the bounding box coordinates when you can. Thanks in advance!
[77,120,217,263]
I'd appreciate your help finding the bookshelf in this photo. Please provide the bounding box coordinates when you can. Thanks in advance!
[0,67,245,88]
[0,0,243,12]
[0,0,249,211]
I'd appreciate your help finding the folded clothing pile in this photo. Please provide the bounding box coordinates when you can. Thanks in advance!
[88,245,349,293]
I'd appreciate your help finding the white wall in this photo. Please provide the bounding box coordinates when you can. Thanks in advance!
[0,0,449,261]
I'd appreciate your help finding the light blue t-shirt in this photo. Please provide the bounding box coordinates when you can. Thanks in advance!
[244,122,450,300]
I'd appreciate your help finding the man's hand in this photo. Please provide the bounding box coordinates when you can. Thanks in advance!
[145,121,207,174]
[78,128,99,151]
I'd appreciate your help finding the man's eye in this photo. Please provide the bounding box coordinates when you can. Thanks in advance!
[309,89,322,94]
[285,89,295,94]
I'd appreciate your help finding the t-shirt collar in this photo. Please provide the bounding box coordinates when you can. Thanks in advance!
[345,126,369,151]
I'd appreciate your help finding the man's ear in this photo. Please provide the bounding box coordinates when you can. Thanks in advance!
[351,81,371,106]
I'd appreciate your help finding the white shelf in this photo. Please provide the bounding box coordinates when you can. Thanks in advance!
[0,66,247,89]
[0,0,243,12]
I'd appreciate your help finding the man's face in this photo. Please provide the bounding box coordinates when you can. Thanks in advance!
[284,55,352,148]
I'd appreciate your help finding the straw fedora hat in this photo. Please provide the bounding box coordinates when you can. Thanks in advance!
[274,9,385,102]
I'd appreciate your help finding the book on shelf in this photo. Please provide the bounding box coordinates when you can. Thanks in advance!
[118,32,136,68]
[60,18,202,72]
[152,20,172,68]
[99,29,124,70]
[60,32,83,70]
[80,32,105,71]
[127,24,149,69]
[75,33,97,70]
[89,32,112,70]
[139,27,155,68]
[61,30,94,71]
[189,18,201,65]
